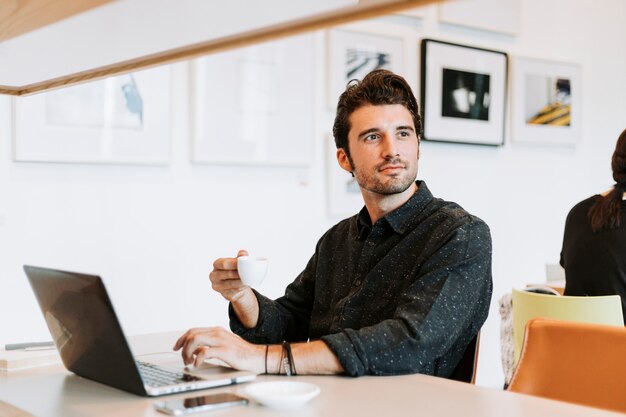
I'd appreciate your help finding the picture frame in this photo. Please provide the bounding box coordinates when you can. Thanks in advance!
[13,66,171,164]
[438,0,521,36]
[191,33,314,167]
[326,135,363,218]
[327,25,409,109]
[511,57,582,146]
[420,39,507,146]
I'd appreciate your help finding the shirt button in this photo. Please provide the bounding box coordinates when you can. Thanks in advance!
[367,241,375,247]
[355,280,362,286]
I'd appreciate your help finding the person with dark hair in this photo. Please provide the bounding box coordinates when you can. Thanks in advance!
[175,70,493,378]
[560,128,626,321]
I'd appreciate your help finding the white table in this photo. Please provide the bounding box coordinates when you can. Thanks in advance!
[0,332,621,417]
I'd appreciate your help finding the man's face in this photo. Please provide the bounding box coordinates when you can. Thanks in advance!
[337,104,419,196]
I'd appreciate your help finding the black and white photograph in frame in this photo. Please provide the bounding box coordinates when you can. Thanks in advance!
[328,27,406,109]
[420,39,508,146]
[441,68,491,121]
[511,56,581,146]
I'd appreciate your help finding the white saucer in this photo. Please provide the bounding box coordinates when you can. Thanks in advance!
[245,381,321,409]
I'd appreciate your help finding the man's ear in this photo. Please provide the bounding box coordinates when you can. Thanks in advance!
[336,148,352,174]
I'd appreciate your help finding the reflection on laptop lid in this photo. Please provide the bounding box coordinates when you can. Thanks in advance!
[23,265,256,396]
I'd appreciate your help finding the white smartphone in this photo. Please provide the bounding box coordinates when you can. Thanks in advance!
[154,393,248,415]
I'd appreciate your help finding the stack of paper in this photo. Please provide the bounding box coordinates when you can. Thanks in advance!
[0,348,60,372]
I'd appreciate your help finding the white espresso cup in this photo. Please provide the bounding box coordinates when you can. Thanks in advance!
[237,256,268,287]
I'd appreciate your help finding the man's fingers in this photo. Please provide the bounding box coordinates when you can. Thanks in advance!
[174,329,205,364]
[182,344,198,365]
[211,250,248,273]
[178,328,230,364]
[173,327,257,372]
[212,257,238,270]
[212,278,246,293]
[193,347,209,367]
[193,346,231,368]
[172,329,191,351]
[210,270,241,283]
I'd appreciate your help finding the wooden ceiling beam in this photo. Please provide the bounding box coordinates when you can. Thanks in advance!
[0,0,434,96]
[0,0,116,42]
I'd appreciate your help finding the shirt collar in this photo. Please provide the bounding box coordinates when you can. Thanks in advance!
[355,180,433,237]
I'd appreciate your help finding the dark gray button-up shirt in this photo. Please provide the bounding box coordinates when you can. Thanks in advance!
[230,181,492,377]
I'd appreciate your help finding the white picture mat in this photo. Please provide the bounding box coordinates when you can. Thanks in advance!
[13,66,171,164]
[423,40,507,145]
[438,0,521,35]
[512,57,582,146]
[327,25,408,109]
[191,33,314,166]
[326,136,363,218]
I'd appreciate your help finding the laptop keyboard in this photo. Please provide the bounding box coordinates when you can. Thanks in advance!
[137,360,202,387]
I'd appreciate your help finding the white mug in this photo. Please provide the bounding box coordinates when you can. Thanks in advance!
[237,256,268,287]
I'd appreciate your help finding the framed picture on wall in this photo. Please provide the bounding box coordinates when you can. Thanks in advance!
[13,66,171,164]
[511,57,582,146]
[326,135,363,218]
[327,26,407,109]
[420,39,508,146]
[191,33,314,167]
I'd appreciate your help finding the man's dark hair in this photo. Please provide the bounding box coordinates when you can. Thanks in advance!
[332,69,421,156]
[588,128,626,231]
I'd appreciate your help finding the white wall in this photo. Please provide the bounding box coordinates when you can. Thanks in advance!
[1,0,625,388]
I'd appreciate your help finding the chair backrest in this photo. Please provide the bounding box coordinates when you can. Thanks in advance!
[448,333,479,384]
[508,318,626,413]
[512,288,623,364]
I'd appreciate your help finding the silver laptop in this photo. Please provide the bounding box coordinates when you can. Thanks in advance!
[23,265,256,396]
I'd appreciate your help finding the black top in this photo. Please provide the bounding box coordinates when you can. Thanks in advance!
[560,195,626,321]
[230,181,493,377]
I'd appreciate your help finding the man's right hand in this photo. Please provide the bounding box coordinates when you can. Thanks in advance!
[209,249,252,302]
[209,249,259,328]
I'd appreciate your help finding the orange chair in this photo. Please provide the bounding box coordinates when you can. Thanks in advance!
[508,318,626,413]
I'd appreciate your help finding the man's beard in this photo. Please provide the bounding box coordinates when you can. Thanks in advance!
[348,155,417,195]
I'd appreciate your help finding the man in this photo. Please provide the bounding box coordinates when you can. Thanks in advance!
[175,69,492,378]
